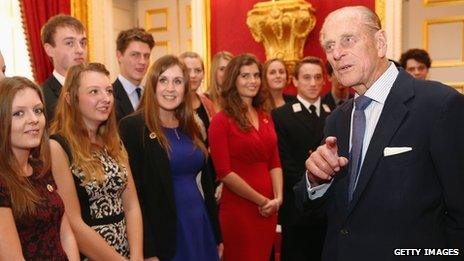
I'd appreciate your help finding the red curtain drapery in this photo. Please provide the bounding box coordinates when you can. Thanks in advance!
[20,0,71,84]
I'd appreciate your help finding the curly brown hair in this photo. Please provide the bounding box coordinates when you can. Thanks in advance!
[221,54,271,131]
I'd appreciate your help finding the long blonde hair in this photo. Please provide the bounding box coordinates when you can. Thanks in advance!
[0,77,50,218]
[50,63,127,184]
[138,55,207,155]
[208,51,233,104]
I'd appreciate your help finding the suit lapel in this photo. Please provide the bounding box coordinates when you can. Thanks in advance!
[346,71,415,216]
[291,101,318,132]
[334,100,354,212]
[50,75,62,98]
[114,79,135,115]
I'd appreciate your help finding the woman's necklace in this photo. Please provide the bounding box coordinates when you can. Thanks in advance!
[173,128,180,140]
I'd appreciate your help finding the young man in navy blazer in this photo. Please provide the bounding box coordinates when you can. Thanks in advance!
[41,15,87,122]
[272,56,330,261]
[113,28,154,122]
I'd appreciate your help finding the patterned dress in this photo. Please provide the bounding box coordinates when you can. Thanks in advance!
[52,135,129,258]
[0,162,68,260]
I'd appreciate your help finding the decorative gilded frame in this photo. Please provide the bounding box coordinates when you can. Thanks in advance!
[156,40,171,53]
[424,0,464,7]
[423,16,464,67]
[145,8,169,33]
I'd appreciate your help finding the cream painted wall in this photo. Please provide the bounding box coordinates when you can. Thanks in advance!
[402,0,464,91]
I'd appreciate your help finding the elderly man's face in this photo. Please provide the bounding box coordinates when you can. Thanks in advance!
[320,11,387,92]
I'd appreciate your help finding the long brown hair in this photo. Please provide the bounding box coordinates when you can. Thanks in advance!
[50,63,127,184]
[221,53,271,131]
[0,77,50,218]
[262,58,288,109]
[208,51,233,106]
[138,55,207,155]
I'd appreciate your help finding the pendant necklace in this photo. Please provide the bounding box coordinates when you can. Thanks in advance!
[173,128,180,140]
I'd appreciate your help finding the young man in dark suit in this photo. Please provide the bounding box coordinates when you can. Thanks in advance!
[113,28,154,122]
[296,6,464,260]
[41,15,87,121]
[321,61,352,111]
[272,56,330,261]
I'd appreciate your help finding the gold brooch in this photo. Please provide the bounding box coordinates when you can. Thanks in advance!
[149,132,157,139]
[47,184,54,192]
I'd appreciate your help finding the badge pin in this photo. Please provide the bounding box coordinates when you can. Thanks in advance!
[149,132,157,139]
[292,103,302,113]
[47,184,54,192]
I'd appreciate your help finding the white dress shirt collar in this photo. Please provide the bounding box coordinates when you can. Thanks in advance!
[297,95,321,116]
[118,74,143,110]
[53,70,65,86]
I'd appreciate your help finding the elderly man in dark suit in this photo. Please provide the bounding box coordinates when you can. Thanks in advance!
[295,5,464,260]
[113,28,154,122]
[272,56,330,261]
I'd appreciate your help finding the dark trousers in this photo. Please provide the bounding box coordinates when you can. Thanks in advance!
[280,224,326,261]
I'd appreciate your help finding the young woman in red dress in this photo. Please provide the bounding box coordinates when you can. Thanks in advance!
[0,77,78,260]
[209,54,283,260]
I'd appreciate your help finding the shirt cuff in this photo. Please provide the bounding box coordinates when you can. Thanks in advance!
[305,170,332,199]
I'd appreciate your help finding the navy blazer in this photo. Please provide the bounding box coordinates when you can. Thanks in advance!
[113,78,135,123]
[119,113,221,259]
[295,70,464,260]
[272,99,329,227]
[42,75,62,122]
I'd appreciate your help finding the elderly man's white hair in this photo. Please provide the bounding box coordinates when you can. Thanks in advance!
[319,5,382,44]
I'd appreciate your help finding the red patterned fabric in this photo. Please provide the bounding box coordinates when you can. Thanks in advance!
[20,0,70,84]
[0,165,67,260]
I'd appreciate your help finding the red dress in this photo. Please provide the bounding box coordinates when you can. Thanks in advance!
[209,111,281,260]
[0,164,67,260]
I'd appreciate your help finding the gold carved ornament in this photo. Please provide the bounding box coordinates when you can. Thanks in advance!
[246,0,316,77]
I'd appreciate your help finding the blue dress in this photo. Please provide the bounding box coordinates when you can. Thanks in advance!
[163,127,219,261]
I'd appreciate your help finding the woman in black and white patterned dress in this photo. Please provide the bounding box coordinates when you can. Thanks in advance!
[49,63,143,260]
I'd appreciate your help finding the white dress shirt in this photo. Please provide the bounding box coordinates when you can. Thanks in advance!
[297,95,321,117]
[307,62,399,199]
[118,74,143,110]
[53,70,65,86]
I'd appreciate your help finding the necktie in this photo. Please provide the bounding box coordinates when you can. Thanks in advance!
[348,95,372,201]
[309,104,318,117]
[135,87,142,100]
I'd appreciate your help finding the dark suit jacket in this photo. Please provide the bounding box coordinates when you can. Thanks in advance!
[42,75,62,122]
[119,114,221,259]
[295,70,464,260]
[272,99,329,227]
[113,79,135,122]
[321,91,353,112]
